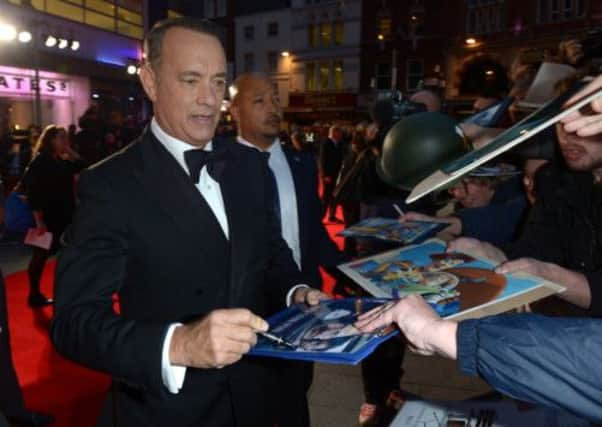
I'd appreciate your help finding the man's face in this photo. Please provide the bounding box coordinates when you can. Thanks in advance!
[231,76,281,144]
[139,28,227,147]
[557,124,602,171]
[449,178,495,208]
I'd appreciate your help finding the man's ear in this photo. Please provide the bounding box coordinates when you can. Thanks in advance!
[139,64,158,103]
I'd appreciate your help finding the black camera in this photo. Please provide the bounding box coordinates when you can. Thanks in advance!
[371,91,427,126]
[389,91,427,121]
[581,28,602,60]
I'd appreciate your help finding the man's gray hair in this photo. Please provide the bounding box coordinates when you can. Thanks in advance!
[143,17,225,70]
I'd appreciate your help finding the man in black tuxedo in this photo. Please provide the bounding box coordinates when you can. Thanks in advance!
[319,125,346,223]
[230,73,347,426]
[50,18,324,427]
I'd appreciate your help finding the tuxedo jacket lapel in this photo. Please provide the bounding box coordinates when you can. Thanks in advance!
[133,129,228,248]
[214,140,254,305]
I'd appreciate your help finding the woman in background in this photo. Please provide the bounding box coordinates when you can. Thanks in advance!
[26,125,82,308]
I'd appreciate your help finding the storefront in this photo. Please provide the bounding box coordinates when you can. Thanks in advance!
[284,92,367,125]
[0,65,90,131]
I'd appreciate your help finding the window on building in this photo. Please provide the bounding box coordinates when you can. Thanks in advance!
[244,25,254,40]
[319,62,330,90]
[320,22,331,47]
[375,63,392,90]
[334,60,344,90]
[537,0,584,21]
[406,59,423,91]
[308,24,319,47]
[216,0,227,16]
[117,6,142,25]
[378,17,392,41]
[306,63,316,91]
[268,51,279,73]
[85,9,115,32]
[466,1,503,34]
[86,0,115,16]
[30,0,144,39]
[204,0,226,18]
[334,21,344,45]
[46,0,85,22]
[267,22,279,37]
[244,53,255,73]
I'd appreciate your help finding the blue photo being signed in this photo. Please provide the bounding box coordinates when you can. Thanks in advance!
[248,298,398,365]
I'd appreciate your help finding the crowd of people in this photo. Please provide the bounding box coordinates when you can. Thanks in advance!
[0,14,601,427]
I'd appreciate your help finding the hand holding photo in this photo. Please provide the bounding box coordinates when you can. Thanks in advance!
[248,298,398,364]
[337,217,446,245]
[338,239,565,321]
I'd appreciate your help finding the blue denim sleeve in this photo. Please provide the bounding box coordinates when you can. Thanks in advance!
[456,314,602,422]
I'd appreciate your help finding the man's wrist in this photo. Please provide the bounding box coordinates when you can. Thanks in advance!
[169,324,188,367]
[428,320,458,360]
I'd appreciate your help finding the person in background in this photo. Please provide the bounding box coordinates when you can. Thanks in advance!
[400,167,528,245]
[0,129,31,197]
[319,125,345,223]
[356,294,602,423]
[230,73,343,427]
[334,122,372,257]
[290,130,312,154]
[450,121,602,317]
[26,125,82,307]
[410,89,442,113]
[67,124,77,148]
[74,106,104,167]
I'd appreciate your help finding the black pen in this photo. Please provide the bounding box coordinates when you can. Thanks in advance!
[257,331,297,349]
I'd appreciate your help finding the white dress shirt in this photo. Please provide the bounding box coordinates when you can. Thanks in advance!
[237,137,301,269]
[152,121,305,394]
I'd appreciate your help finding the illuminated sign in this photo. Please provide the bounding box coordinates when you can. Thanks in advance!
[0,72,70,98]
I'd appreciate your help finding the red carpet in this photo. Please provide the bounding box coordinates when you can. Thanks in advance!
[6,262,110,426]
[6,217,344,426]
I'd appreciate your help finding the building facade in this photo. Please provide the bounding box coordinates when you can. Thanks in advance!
[445,0,602,99]
[0,0,144,130]
[234,7,292,107]
[287,0,363,123]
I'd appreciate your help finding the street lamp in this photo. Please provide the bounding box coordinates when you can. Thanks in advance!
[45,35,57,47]
[0,22,16,41]
[18,31,32,43]
[465,37,477,46]
[281,51,290,57]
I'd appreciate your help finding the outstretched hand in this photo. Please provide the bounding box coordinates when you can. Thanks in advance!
[355,295,458,359]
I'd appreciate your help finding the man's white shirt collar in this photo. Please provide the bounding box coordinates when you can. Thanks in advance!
[150,118,213,175]
[237,136,281,155]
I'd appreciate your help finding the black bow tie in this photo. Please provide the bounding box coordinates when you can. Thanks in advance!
[184,148,226,183]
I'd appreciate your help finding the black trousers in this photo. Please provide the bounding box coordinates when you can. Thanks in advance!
[360,337,405,405]
[0,270,26,415]
[341,201,360,258]
[27,246,51,296]
[273,360,313,427]
[321,178,338,219]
